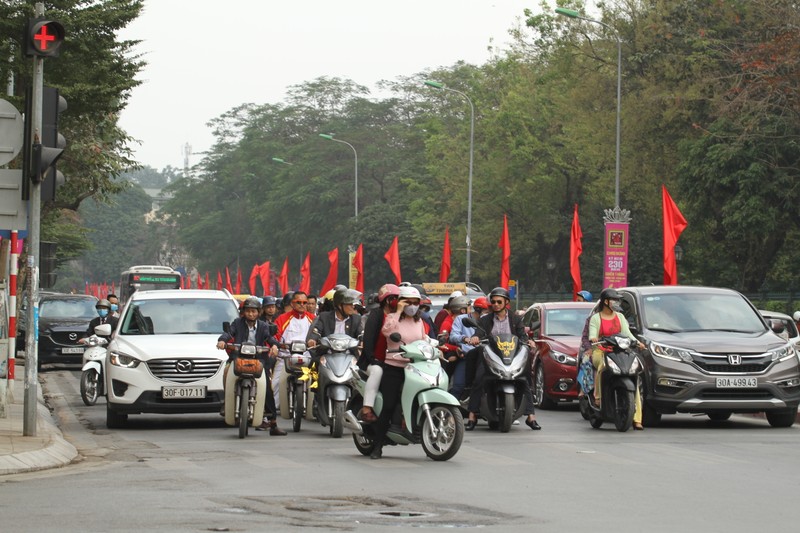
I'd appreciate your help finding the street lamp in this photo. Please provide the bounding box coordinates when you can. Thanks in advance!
[556,7,622,208]
[424,79,475,283]
[319,133,358,218]
[271,157,292,165]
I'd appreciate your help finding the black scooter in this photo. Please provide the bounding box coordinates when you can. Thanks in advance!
[579,335,642,432]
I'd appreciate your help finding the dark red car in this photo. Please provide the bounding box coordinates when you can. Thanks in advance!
[522,302,595,408]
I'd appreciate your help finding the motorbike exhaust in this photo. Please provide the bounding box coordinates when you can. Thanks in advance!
[343,409,363,433]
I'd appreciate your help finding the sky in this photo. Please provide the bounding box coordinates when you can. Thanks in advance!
[116,0,540,171]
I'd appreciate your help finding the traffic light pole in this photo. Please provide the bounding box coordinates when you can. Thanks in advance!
[23,2,45,436]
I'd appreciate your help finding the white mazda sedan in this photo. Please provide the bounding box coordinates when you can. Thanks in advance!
[105,289,239,428]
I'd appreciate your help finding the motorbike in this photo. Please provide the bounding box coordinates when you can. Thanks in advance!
[578,335,642,432]
[80,323,112,406]
[278,341,312,432]
[223,342,269,439]
[462,318,531,433]
[311,334,360,438]
[344,334,464,461]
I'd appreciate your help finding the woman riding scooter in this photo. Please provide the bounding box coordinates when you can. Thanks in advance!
[588,288,646,430]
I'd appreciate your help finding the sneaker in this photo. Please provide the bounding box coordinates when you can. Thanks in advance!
[370,445,383,459]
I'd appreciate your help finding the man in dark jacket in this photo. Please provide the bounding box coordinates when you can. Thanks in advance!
[81,299,118,342]
[306,289,363,348]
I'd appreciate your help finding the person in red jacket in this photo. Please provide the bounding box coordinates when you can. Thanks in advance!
[272,291,315,413]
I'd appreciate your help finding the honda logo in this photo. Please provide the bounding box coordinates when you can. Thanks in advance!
[176,360,193,373]
[728,354,742,365]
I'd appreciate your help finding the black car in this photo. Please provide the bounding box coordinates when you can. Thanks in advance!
[17,293,98,370]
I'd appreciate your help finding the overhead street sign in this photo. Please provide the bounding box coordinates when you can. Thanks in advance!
[0,99,24,166]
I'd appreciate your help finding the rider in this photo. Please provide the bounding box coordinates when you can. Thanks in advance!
[273,291,315,412]
[576,290,593,303]
[260,296,279,324]
[587,288,645,430]
[370,285,429,459]
[438,295,471,377]
[81,299,118,342]
[215,297,287,436]
[464,287,541,431]
[107,293,121,318]
[306,288,363,348]
[449,296,488,400]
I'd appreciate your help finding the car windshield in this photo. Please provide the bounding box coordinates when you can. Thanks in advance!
[641,292,766,333]
[119,298,238,335]
[544,308,593,336]
[39,299,97,320]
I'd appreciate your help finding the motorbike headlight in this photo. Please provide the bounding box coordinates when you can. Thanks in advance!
[606,357,622,374]
[239,344,257,356]
[769,343,796,362]
[650,341,694,363]
[550,350,577,366]
[419,343,436,361]
[630,357,641,373]
[109,351,140,368]
[615,336,632,350]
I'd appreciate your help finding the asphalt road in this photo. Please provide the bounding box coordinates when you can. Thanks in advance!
[1,369,799,532]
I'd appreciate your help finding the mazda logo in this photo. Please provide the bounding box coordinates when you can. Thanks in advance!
[728,354,742,365]
[176,360,193,373]
[68,333,77,341]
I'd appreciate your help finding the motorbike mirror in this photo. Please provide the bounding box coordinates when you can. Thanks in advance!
[389,332,402,343]
[222,321,231,334]
[94,323,112,336]
[268,323,278,336]
[462,317,479,328]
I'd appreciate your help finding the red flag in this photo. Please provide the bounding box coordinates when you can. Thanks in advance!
[225,267,233,292]
[384,236,401,284]
[570,204,583,299]
[352,244,364,294]
[196,271,204,289]
[205,272,210,290]
[258,261,271,294]
[299,253,311,293]
[217,271,223,290]
[498,214,511,289]
[111,281,115,294]
[235,267,242,294]
[662,185,688,285]
[320,248,339,295]
[278,257,289,294]
[439,227,451,283]
[185,274,192,289]
[249,264,259,295]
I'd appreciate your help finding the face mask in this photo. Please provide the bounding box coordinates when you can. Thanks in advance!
[403,305,419,317]
[110,304,118,312]
[609,300,622,312]
[97,308,109,318]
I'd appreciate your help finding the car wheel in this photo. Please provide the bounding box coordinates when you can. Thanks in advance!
[534,364,556,409]
[766,408,796,428]
[106,403,127,429]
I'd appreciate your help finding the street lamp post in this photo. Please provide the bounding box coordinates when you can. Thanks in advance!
[424,80,475,283]
[271,157,292,165]
[556,7,621,208]
[319,133,358,219]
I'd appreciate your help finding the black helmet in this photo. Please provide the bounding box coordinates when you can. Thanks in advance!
[96,298,111,309]
[261,296,277,306]
[243,297,261,311]
[449,295,471,312]
[281,292,295,308]
[489,287,510,301]
[334,288,362,308]
[600,288,621,302]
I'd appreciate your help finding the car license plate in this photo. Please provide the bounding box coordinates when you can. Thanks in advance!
[715,377,757,388]
[62,347,84,354]
[161,386,207,399]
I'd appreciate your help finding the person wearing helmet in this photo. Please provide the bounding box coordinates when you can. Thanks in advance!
[588,288,645,430]
[216,297,286,435]
[434,290,464,331]
[464,287,541,431]
[438,296,472,377]
[81,298,119,342]
[576,290,593,303]
[318,289,337,314]
[273,291,315,413]
[448,296,488,400]
[357,283,401,425]
[306,288,363,349]
[371,285,430,459]
[793,311,800,329]
[260,296,278,324]
[280,292,295,314]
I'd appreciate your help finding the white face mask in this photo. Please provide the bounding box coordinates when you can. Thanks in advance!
[403,305,419,317]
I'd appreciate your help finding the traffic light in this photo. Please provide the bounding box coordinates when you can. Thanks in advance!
[39,87,67,202]
[40,241,57,289]
[25,18,65,58]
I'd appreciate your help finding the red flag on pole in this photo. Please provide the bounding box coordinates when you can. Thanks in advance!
[217,271,223,290]
[320,248,339,295]
[498,214,511,289]
[205,272,210,290]
[570,204,583,299]
[258,261,271,294]
[299,253,311,293]
[352,244,364,294]
[278,257,289,295]
[662,184,688,285]
[384,236,401,284]
[249,264,259,295]
[439,227,451,283]
[235,267,242,294]
[196,272,204,289]
[185,274,192,289]
[225,267,234,293]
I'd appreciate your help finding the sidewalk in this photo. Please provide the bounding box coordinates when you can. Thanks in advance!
[0,362,78,475]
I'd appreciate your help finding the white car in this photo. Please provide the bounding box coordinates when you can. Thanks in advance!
[105,289,239,428]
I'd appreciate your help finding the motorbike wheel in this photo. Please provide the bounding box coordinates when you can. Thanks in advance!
[613,386,635,432]
[578,395,591,420]
[589,412,604,429]
[293,382,304,432]
[80,369,99,406]
[331,400,345,438]
[352,432,374,456]
[500,392,515,433]
[238,387,249,439]
[421,405,464,461]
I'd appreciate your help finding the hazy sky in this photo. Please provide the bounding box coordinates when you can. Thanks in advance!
[116,0,539,171]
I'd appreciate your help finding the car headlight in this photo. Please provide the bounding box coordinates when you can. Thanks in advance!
[768,343,796,362]
[109,351,141,368]
[650,341,693,363]
[549,350,577,366]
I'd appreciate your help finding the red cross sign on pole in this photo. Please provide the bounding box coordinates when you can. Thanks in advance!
[26,18,65,58]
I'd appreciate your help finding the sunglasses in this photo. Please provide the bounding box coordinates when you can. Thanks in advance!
[293,300,308,305]
[491,299,506,305]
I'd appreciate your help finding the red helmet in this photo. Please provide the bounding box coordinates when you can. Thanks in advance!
[473,297,489,310]
[377,283,400,302]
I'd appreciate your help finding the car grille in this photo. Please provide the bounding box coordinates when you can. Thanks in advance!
[50,332,83,345]
[147,358,222,383]
[691,353,772,374]
[696,363,770,373]
[699,389,774,400]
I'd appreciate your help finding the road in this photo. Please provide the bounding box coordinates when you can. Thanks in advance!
[1,369,799,532]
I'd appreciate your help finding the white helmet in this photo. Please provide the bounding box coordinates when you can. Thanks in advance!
[398,286,421,300]
[793,311,800,323]
[449,290,463,299]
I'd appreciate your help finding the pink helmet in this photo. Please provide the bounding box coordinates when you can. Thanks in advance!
[377,283,400,302]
